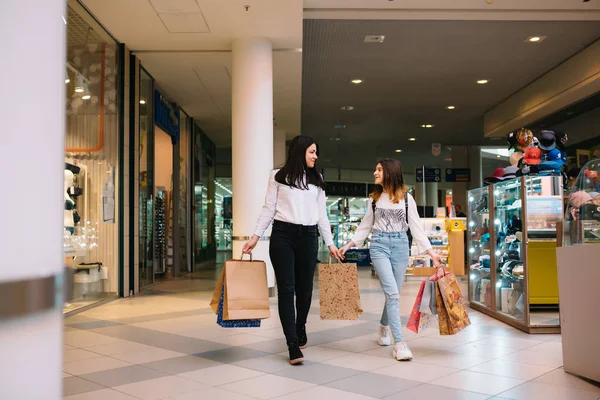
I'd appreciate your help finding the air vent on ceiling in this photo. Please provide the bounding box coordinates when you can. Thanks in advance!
[364,35,385,43]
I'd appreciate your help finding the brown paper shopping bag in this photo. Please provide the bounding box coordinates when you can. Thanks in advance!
[435,280,452,335]
[437,272,471,334]
[210,254,270,321]
[318,259,363,320]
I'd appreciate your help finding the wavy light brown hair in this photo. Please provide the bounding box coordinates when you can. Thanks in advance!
[370,158,408,203]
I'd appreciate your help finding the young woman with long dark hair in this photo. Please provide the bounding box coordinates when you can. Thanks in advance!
[242,135,338,365]
[338,159,441,361]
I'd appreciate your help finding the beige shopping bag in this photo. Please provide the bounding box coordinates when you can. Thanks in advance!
[318,259,363,320]
[210,254,270,320]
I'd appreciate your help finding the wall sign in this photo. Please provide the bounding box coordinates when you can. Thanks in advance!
[416,168,441,183]
[154,90,180,144]
[445,168,471,182]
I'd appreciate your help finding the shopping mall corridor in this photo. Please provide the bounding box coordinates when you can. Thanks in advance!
[62,265,600,400]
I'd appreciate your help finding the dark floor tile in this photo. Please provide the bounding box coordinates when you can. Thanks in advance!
[326,372,421,398]
[274,362,362,385]
[78,365,167,387]
[69,320,123,330]
[195,346,272,363]
[63,376,104,397]
[141,355,221,374]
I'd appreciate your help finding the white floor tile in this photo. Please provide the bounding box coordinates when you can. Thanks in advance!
[63,388,139,400]
[449,342,519,358]
[413,352,490,369]
[64,331,124,348]
[178,364,264,386]
[475,336,544,350]
[85,340,155,356]
[63,356,132,375]
[223,374,315,399]
[209,333,272,346]
[468,359,555,380]
[533,368,600,393]
[275,385,379,400]
[498,349,563,368]
[64,349,104,363]
[430,370,526,396]
[498,381,600,400]
[111,348,186,364]
[164,387,256,400]
[113,375,210,400]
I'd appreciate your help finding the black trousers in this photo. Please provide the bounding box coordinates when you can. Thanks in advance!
[269,220,318,344]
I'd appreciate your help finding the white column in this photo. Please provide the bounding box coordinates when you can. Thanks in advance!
[0,0,65,399]
[274,128,286,168]
[231,38,275,288]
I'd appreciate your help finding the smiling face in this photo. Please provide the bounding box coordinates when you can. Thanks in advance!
[374,163,384,185]
[305,144,318,169]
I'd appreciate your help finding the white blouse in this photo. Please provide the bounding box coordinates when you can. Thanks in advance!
[254,170,335,247]
[351,193,433,254]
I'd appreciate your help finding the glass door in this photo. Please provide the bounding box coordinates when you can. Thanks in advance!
[139,68,154,288]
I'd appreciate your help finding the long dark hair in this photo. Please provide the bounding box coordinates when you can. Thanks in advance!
[371,158,408,203]
[275,135,325,190]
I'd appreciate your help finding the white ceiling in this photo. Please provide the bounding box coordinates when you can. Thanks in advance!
[80,0,303,146]
[80,0,600,163]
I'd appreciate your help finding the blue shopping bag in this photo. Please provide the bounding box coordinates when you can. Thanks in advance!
[216,285,261,328]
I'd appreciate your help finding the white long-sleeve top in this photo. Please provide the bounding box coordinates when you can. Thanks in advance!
[351,193,433,254]
[253,170,334,247]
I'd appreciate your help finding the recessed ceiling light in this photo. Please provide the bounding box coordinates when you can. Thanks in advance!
[526,36,547,43]
[140,100,146,105]
[341,105,354,111]
[350,79,363,84]
[477,79,489,85]
[497,155,501,158]
[409,138,416,141]
[395,149,402,153]
[364,35,385,43]
[421,124,434,128]
[446,105,456,110]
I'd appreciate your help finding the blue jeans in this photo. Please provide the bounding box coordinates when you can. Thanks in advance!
[370,230,410,343]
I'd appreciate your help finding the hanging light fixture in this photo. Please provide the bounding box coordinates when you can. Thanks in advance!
[65,71,70,84]
[74,73,84,93]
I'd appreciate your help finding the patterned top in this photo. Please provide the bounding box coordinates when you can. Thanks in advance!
[351,193,433,254]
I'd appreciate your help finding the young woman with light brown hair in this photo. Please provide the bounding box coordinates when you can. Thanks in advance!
[338,159,441,361]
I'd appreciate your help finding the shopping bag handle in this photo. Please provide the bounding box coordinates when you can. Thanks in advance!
[240,253,253,261]
[327,256,343,265]
[430,266,449,280]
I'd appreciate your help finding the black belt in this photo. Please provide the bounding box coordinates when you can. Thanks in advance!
[273,220,318,232]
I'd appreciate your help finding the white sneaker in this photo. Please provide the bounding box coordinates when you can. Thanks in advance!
[393,342,413,361]
[377,324,391,346]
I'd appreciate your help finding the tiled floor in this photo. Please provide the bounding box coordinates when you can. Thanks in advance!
[62,267,600,400]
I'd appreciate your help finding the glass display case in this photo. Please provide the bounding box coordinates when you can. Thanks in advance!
[468,175,563,333]
[564,158,600,246]
[556,158,600,383]
[467,187,491,310]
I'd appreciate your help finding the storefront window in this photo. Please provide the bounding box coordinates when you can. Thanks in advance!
[64,4,120,312]
[215,179,233,251]
[139,68,154,289]
[193,124,217,266]
[179,113,192,272]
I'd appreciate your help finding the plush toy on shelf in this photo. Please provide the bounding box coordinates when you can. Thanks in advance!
[519,130,566,177]
[507,128,534,166]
